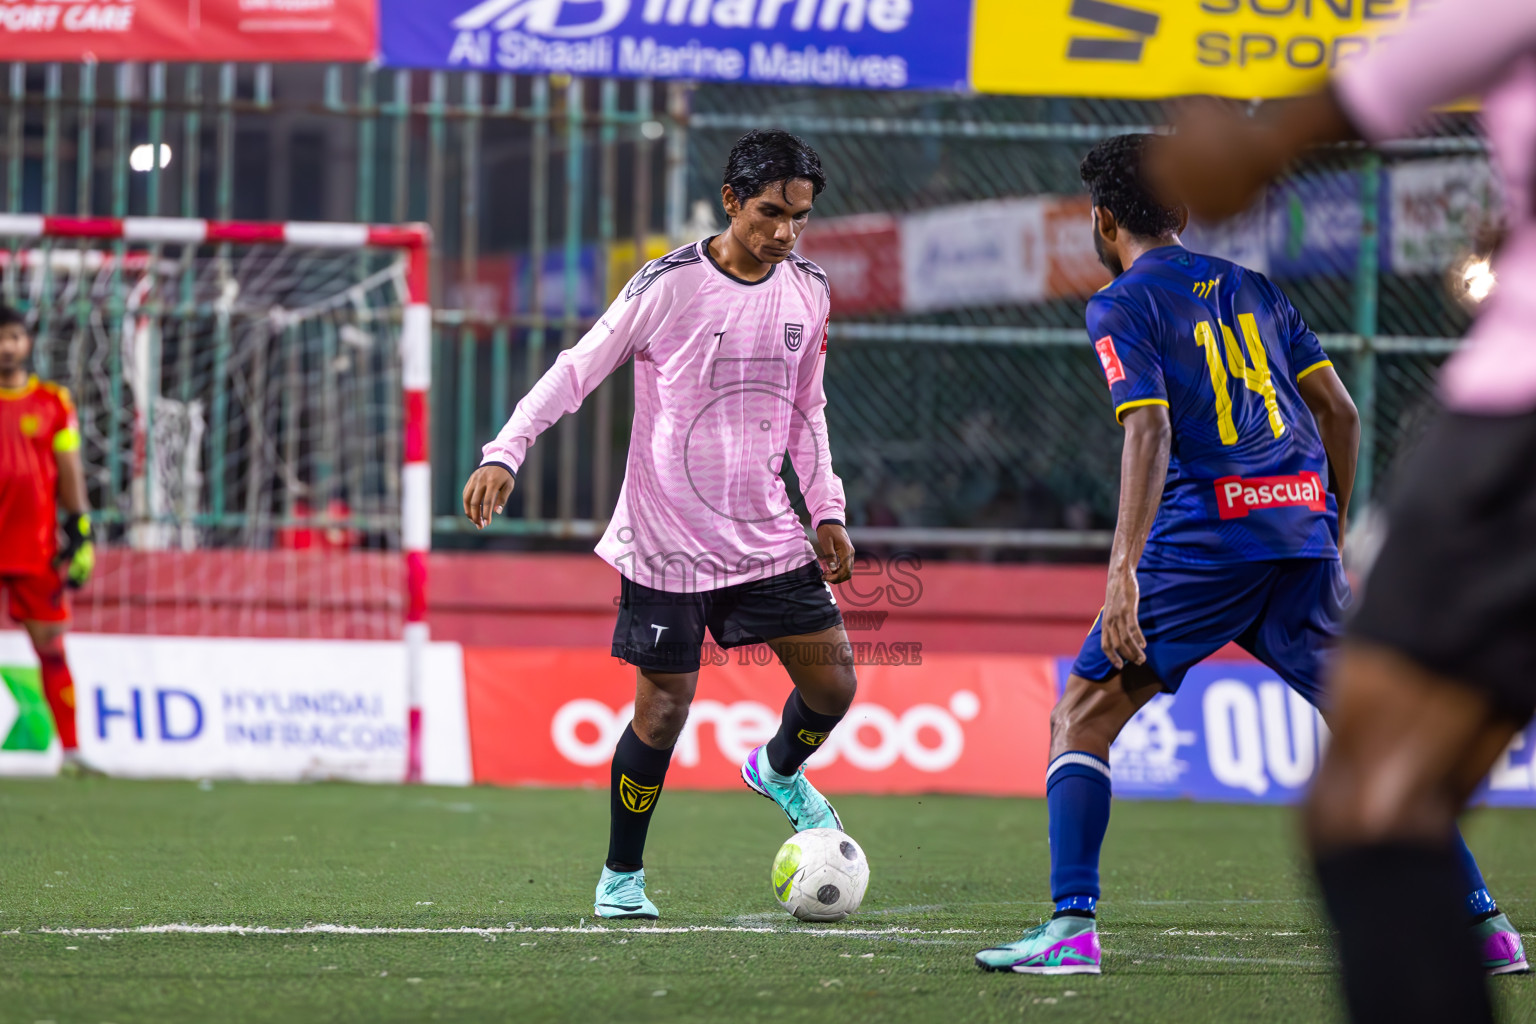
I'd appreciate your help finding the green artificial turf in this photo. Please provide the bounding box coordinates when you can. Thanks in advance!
[2,779,1533,1022]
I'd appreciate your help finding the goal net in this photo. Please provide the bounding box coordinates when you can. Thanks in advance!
[0,216,432,775]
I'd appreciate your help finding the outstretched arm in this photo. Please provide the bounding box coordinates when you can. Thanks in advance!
[1155,0,1536,222]
[1102,404,1171,671]
[464,285,654,528]
[1298,365,1359,550]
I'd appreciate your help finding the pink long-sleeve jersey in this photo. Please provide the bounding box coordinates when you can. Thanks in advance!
[1335,0,1536,414]
[481,238,845,593]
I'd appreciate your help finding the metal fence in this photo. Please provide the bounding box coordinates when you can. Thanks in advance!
[0,66,1491,559]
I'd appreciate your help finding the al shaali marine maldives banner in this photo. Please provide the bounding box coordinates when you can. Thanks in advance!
[379,0,974,90]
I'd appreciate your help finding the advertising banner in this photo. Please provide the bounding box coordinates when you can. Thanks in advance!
[1064,658,1536,807]
[972,0,1420,100]
[1263,170,1366,281]
[900,198,1048,313]
[0,632,62,776]
[381,0,973,90]
[464,646,1057,795]
[0,0,374,62]
[1043,195,1111,299]
[795,214,904,315]
[1388,158,1501,275]
[0,633,471,785]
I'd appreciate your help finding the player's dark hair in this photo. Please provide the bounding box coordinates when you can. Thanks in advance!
[1080,133,1183,239]
[722,129,827,205]
[0,304,24,330]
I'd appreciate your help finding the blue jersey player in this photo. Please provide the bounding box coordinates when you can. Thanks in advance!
[975,134,1525,976]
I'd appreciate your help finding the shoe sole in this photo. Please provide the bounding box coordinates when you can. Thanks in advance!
[975,957,1101,975]
[1489,960,1530,976]
[594,908,659,920]
[739,753,842,832]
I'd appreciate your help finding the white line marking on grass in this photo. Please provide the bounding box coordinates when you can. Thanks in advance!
[1135,953,1324,968]
[20,924,983,939]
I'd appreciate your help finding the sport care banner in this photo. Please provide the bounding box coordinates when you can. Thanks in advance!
[380,0,973,90]
[972,0,1421,100]
[0,632,472,785]
[1059,658,1536,808]
[463,646,1057,794]
[0,0,374,61]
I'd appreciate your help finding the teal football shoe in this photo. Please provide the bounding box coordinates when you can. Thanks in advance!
[594,866,658,920]
[741,745,842,832]
[975,916,1102,975]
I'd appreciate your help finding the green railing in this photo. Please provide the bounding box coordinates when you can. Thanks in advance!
[0,68,1486,556]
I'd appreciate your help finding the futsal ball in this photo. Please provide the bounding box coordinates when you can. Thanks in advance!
[771,828,870,922]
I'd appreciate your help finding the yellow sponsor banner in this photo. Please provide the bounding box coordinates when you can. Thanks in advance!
[606,235,674,304]
[972,0,1420,100]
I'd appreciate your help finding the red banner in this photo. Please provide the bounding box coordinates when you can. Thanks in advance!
[464,646,1057,796]
[0,0,374,62]
[796,214,904,316]
[1044,195,1112,300]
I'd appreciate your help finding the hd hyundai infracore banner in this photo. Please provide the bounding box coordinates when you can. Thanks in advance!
[379,0,974,91]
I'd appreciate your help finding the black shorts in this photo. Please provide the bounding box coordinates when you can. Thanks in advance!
[611,560,843,673]
[1350,409,1536,717]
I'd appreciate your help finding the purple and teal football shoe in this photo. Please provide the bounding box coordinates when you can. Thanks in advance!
[1475,912,1529,975]
[975,916,1102,975]
[740,745,842,833]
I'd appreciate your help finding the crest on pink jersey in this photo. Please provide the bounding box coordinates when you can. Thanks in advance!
[785,323,804,351]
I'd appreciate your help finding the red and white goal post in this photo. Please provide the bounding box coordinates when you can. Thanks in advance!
[0,214,433,782]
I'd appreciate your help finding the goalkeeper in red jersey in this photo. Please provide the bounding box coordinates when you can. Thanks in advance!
[0,305,94,769]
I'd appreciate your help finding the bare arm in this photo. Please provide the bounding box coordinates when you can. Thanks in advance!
[1102,404,1172,670]
[55,448,88,514]
[1156,0,1536,222]
[1151,90,1356,223]
[790,315,852,583]
[1298,365,1359,549]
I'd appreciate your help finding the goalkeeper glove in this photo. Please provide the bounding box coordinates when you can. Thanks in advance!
[57,512,94,590]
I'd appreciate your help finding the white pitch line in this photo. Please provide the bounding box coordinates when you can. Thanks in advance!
[1136,953,1324,968]
[16,924,983,938]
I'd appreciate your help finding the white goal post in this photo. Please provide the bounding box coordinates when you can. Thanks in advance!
[0,214,433,782]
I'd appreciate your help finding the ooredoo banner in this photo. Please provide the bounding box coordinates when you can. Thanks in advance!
[463,646,1057,794]
[380,0,973,91]
[0,0,375,61]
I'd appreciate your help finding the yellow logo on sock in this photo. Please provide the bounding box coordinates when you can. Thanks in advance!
[796,729,830,747]
[619,774,661,814]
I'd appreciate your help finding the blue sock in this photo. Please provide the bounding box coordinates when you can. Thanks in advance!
[1451,825,1497,918]
[1047,751,1112,916]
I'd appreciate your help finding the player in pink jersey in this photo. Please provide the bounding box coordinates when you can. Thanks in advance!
[1154,2,1536,1018]
[463,130,858,920]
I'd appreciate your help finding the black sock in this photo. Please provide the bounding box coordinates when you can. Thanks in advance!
[1314,842,1492,1024]
[765,691,844,777]
[605,724,673,872]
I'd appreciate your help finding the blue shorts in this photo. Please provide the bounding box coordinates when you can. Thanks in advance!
[1071,559,1351,707]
